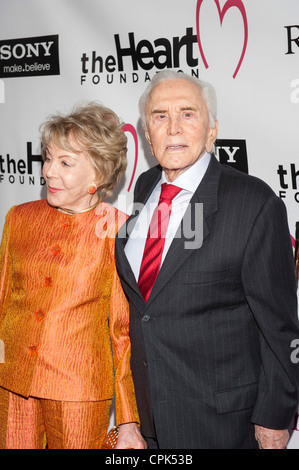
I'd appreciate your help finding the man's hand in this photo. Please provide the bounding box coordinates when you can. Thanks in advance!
[255,425,289,449]
[116,422,147,449]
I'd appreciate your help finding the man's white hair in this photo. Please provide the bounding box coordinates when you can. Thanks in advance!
[139,70,217,129]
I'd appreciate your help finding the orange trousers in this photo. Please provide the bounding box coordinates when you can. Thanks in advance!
[0,387,111,449]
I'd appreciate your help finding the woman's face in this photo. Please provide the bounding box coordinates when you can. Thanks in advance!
[42,140,99,212]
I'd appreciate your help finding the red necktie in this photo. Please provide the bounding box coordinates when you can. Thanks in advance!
[138,183,182,302]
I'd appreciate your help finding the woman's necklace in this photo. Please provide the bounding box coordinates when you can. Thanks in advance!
[57,196,101,215]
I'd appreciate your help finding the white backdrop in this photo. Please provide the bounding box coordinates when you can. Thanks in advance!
[0,0,298,448]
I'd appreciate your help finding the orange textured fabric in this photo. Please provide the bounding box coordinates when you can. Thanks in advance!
[0,388,111,449]
[0,199,139,426]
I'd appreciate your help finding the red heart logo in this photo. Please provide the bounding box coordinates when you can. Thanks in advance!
[196,0,248,78]
[122,123,138,192]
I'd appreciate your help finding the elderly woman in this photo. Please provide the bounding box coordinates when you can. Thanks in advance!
[0,102,146,449]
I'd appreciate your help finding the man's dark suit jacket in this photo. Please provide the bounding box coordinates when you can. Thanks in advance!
[115,155,299,449]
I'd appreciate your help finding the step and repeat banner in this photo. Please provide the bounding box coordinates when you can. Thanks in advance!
[0,0,298,448]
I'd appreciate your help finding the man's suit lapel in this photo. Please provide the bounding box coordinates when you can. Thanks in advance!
[146,155,221,307]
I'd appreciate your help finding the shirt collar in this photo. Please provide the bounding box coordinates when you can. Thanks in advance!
[161,152,211,193]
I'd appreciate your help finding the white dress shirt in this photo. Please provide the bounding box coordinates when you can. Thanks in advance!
[124,152,211,281]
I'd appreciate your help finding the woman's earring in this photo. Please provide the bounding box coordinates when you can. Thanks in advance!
[88,185,97,195]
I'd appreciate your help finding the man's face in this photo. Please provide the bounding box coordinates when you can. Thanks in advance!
[145,78,218,181]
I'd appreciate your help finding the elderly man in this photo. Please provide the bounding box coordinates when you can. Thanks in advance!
[115,70,299,449]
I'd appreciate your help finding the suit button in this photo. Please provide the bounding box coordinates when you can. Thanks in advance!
[143,360,148,367]
[142,314,150,322]
[35,308,45,322]
[44,277,53,287]
[28,346,38,356]
[50,244,61,256]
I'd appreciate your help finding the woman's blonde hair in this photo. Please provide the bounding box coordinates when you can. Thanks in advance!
[40,101,127,197]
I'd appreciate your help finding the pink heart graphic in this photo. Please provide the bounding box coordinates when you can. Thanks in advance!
[122,123,138,192]
[196,0,248,79]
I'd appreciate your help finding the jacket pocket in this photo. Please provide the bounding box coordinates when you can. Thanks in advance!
[183,268,230,284]
[214,382,258,414]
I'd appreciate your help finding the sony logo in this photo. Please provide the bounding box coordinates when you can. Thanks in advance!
[0,41,54,60]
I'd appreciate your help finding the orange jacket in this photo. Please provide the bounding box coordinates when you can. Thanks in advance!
[0,199,139,425]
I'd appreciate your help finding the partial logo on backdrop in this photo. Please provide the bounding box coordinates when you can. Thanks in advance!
[196,0,248,79]
[0,142,44,187]
[80,27,199,86]
[285,25,299,55]
[215,139,248,174]
[0,35,60,78]
[277,162,299,204]
[121,124,138,192]
[80,0,248,85]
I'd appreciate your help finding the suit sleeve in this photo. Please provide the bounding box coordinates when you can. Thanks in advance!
[0,207,15,327]
[241,195,299,429]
